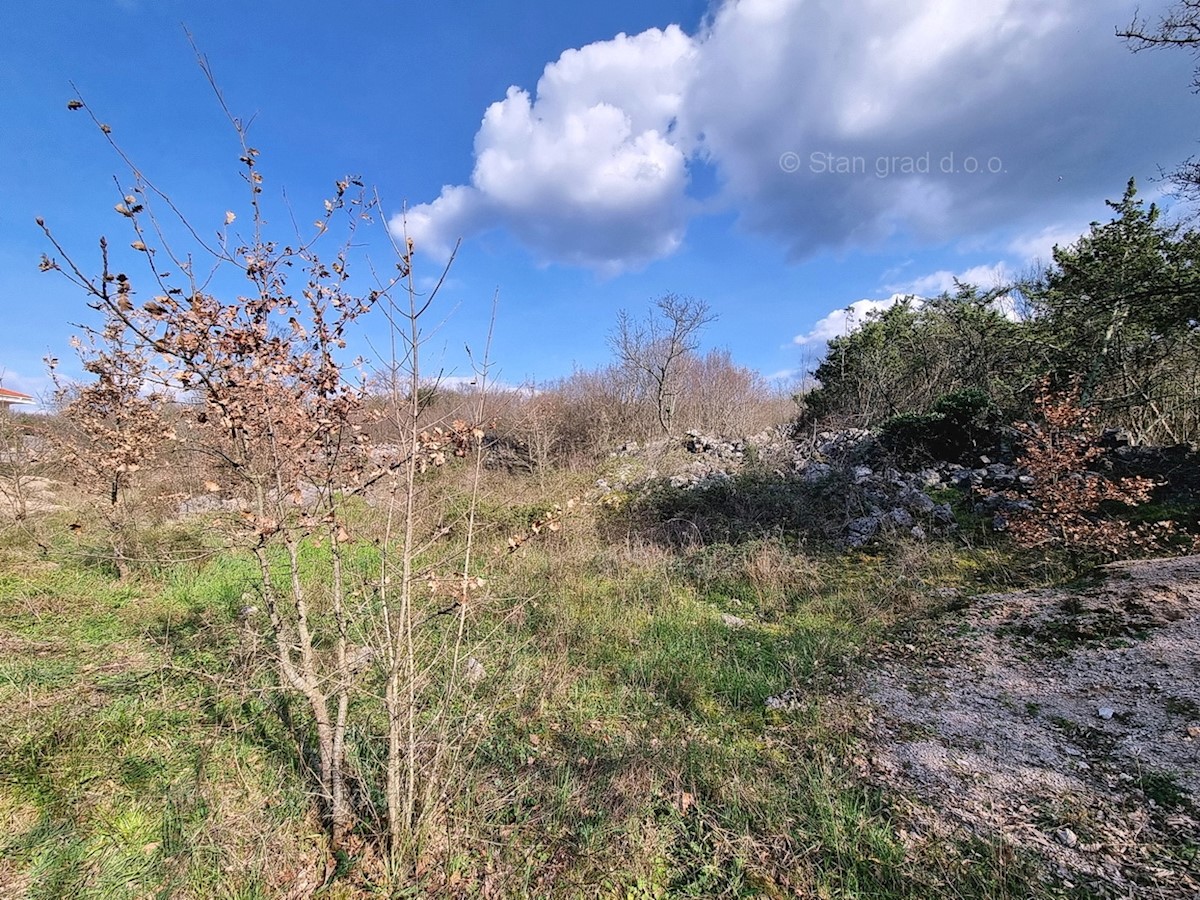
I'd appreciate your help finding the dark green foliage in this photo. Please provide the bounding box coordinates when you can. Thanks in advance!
[932,387,1001,427]
[1137,771,1192,812]
[805,180,1200,446]
[803,288,1029,430]
[879,388,1005,464]
[878,412,943,459]
[1025,179,1200,443]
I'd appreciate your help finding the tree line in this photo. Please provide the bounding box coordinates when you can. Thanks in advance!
[802,179,1200,446]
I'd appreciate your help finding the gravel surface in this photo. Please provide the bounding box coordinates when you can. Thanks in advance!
[861,555,1200,898]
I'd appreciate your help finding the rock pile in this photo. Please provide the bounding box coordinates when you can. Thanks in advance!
[599,426,968,546]
[595,422,1166,547]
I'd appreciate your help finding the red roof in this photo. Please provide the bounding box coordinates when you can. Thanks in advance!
[0,387,34,403]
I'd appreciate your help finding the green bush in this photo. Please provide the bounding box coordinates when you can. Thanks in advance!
[880,388,1003,464]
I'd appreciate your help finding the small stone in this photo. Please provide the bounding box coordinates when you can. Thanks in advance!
[1097,706,1114,720]
[765,690,799,711]
[846,515,881,547]
[1056,828,1079,848]
[919,468,942,488]
[932,503,955,524]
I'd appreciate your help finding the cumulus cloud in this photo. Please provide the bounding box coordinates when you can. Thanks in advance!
[686,0,1164,259]
[1007,223,1089,265]
[889,262,1015,297]
[875,222,1090,326]
[401,26,697,273]
[402,0,1186,271]
[792,294,918,346]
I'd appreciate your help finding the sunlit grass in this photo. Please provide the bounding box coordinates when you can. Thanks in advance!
[0,472,1056,899]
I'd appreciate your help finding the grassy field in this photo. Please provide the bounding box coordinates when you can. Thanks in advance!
[0,468,1067,899]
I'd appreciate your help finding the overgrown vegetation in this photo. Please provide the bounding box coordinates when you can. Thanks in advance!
[6,12,1200,896]
[35,68,509,883]
[878,388,1005,467]
[801,287,1030,431]
[1,470,1068,898]
[981,380,1194,560]
[802,180,1200,446]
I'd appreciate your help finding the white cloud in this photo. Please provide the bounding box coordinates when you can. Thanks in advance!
[877,226,1083,323]
[402,0,1184,270]
[1007,223,1087,265]
[797,263,1033,350]
[399,186,484,262]
[765,368,800,381]
[792,294,918,345]
[889,262,1014,297]
[400,26,698,273]
[684,0,1148,259]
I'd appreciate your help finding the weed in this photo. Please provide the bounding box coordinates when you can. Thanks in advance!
[1137,770,1192,812]
[0,458,1066,897]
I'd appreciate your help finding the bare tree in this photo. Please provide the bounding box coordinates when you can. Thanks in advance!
[40,64,497,881]
[46,312,173,578]
[608,293,715,436]
[1120,2,1200,77]
[1120,2,1200,199]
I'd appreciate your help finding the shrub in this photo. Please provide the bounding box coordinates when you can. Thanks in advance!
[880,388,1004,464]
[987,381,1189,558]
[38,79,501,876]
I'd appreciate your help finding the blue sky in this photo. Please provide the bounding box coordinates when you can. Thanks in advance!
[2,0,1196,400]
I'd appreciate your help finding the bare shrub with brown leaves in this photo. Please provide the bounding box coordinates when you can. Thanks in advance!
[989,381,1184,558]
[46,315,177,576]
[38,73,504,879]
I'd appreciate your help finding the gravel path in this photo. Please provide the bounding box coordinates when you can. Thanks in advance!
[862,555,1200,898]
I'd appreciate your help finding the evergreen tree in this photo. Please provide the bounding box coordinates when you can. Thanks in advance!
[1029,179,1200,441]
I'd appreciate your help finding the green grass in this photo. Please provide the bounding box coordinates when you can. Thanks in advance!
[1136,770,1193,812]
[435,529,1045,898]
[0,476,1056,899]
[0,541,324,899]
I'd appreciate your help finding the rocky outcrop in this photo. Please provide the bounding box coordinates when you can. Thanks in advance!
[1103,441,1200,498]
[592,423,1198,549]
[598,426,962,547]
